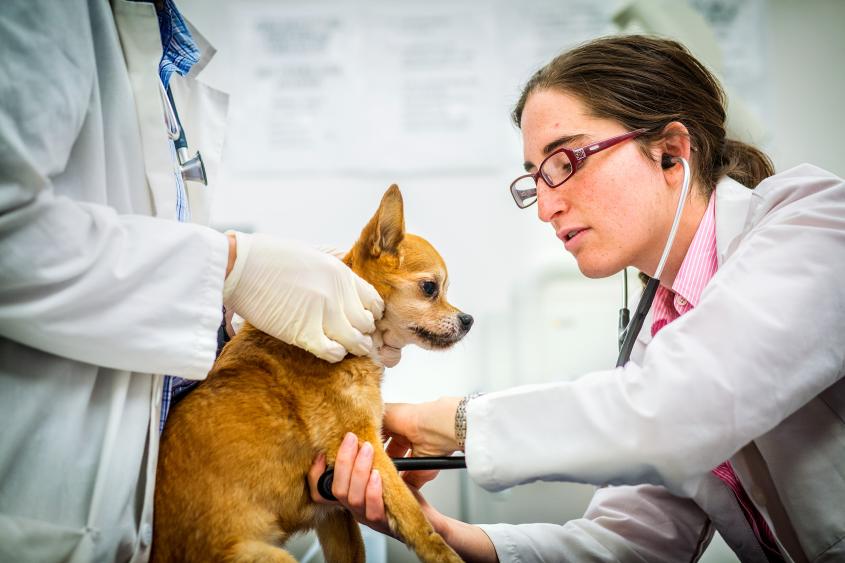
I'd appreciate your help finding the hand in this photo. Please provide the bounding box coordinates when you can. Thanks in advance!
[383,398,462,457]
[321,244,402,367]
[223,232,384,362]
[307,433,444,538]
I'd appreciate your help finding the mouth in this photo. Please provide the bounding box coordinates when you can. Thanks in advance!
[556,227,589,250]
[410,326,464,349]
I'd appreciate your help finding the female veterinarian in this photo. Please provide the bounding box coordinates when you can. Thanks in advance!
[314,35,845,562]
[0,2,386,562]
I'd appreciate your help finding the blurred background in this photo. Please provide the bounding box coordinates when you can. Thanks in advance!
[176,0,845,560]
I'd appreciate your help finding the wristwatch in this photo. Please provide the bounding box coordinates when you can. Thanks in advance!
[455,392,483,451]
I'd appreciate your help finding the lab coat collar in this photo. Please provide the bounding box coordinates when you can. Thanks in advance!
[630,175,753,363]
[113,0,176,219]
[714,175,754,266]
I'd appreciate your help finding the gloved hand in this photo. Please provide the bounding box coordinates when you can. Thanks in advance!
[317,244,402,368]
[223,232,384,362]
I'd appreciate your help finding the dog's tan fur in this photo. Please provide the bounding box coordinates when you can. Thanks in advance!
[152,185,467,562]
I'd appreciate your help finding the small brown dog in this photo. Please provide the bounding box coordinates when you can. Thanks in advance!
[152,185,470,562]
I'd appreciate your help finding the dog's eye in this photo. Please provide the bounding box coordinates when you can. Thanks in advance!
[420,280,438,297]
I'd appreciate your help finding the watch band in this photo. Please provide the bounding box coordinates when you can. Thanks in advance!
[455,392,483,451]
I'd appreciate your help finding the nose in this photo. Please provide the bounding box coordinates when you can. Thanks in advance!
[536,178,565,223]
[458,313,474,331]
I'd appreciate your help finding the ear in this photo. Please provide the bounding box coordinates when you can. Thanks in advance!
[356,184,405,258]
[655,122,692,166]
[654,121,693,185]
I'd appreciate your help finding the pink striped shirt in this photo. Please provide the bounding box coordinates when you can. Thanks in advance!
[649,194,785,562]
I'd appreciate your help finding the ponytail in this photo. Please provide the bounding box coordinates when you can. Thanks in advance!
[714,139,774,189]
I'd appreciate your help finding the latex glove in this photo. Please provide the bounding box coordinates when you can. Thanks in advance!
[223,232,384,362]
[318,244,401,368]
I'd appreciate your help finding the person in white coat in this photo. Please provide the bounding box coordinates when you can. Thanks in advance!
[312,36,845,562]
[0,2,387,562]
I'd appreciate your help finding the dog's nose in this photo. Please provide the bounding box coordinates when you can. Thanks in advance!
[458,313,474,331]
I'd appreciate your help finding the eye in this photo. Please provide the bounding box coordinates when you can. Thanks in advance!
[420,280,438,297]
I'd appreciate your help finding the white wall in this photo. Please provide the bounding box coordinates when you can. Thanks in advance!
[176,1,844,561]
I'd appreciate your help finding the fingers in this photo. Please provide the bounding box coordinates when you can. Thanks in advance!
[353,274,384,320]
[328,434,390,535]
[364,469,385,523]
[304,334,348,363]
[337,269,378,335]
[348,306,377,336]
[322,318,372,358]
[346,441,374,508]
[323,284,374,357]
[307,453,338,505]
[331,432,359,501]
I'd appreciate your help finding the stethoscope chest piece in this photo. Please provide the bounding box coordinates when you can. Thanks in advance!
[176,147,207,185]
[160,80,208,186]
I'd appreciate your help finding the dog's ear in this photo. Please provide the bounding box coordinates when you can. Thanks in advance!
[357,184,405,258]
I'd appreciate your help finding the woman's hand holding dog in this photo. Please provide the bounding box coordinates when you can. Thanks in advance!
[306,432,444,536]
[307,431,500,562]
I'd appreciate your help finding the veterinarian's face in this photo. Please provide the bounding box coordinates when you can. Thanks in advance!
[520,89,674,278]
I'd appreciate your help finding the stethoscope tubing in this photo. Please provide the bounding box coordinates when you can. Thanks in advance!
[616,156,692,367]
[158,79,208,185]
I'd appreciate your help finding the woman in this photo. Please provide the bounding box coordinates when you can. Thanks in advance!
[310,35,845,562]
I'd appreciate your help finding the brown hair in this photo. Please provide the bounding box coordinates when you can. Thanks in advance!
[512,35,774,194]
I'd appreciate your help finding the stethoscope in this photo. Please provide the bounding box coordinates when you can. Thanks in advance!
[158,80,208,185]
[616,155,692,366]
[315,157,692,501]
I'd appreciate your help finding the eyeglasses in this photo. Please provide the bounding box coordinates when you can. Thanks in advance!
[509,128,648,209]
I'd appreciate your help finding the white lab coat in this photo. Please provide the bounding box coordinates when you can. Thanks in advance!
[0,2,229,561]
[467,165,845,562]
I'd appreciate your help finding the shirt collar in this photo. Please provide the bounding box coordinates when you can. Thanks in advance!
[670,192,719,308]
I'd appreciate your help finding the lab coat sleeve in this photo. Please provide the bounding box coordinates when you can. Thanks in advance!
[0,2,228,379]
[478,485,711,563]
[466,165,845,497]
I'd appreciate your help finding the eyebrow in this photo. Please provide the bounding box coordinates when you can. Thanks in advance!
[523,133,588,172]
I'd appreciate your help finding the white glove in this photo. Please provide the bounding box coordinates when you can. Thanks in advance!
[317,244,402,368]
[223,232,384,362]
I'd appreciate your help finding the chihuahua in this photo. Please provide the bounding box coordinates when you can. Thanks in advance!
[152,185,470,562]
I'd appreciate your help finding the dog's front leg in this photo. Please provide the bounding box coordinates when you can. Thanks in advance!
[316,507,366,563]
[369,445,463,563]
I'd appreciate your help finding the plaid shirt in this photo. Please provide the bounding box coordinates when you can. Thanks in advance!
[147,0,200,88]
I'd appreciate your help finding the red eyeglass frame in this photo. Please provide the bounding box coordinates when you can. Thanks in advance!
[510,128,649,208]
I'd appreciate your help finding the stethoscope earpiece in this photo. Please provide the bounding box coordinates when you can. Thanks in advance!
[661,154,677,169]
